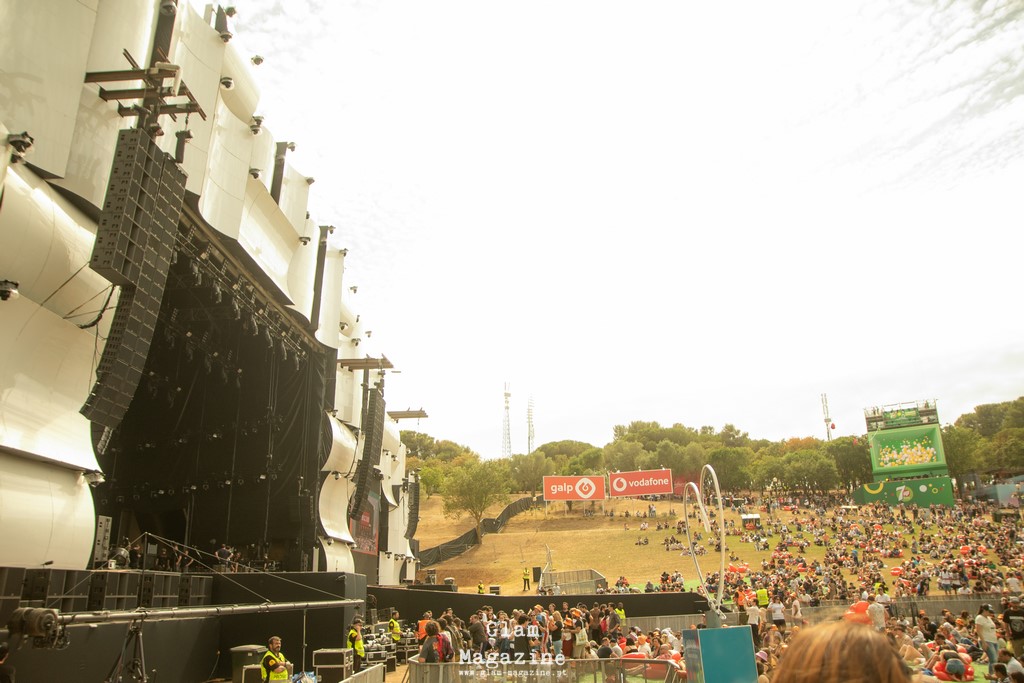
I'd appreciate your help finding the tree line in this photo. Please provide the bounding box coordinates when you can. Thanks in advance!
[401,396,1024,539]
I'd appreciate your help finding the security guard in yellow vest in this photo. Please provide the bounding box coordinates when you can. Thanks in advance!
[261,636,292,681]
[478,582,485,594]
[522,567,531,591]
[349,617,366,672]
[389,610,402,643]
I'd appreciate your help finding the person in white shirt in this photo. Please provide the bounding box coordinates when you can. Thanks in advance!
[767,597,787,632]
[790,595,802,624]
[866,594,886,631]
[976,604,999,665]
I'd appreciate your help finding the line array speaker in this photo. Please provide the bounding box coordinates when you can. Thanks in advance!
[404,478,419,540]
[348,387,385,520]
[82,128,187,428]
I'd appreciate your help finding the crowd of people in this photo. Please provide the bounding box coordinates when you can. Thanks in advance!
[407,495,1024,682]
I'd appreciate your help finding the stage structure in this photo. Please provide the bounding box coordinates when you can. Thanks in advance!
[857,399,955,506]
[0,1,423,582]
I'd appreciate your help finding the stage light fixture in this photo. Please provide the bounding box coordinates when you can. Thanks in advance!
[251,55,264,65]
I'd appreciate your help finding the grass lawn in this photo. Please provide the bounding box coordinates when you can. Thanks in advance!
[416,497,852,595]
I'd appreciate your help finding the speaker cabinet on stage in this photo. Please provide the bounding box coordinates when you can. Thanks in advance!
[532,567,542,583]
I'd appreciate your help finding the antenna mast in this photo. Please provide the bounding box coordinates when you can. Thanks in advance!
[822,393,833,441]
[527,395,535,454]
[502,382,512,458]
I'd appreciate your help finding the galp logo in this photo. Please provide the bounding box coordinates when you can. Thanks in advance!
[575,478,598,499]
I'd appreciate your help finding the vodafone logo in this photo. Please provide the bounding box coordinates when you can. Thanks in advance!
[609,469,674,497]
[576,478,598,499]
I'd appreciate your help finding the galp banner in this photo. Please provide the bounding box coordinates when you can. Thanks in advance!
[543,475,606,501]
[609,469,674,497]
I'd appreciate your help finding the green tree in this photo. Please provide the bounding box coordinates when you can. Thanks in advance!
[563,447,604,475]
[509,451,554,496]
[986,428,1024,474]
[706,446,753,491]
[418,465,445,498]
[441,460,510,541]
[822,436,871,488]
[941,424,982,489]
[955,403,1009,438]
[719,424,750,448]
[603,440,648,473]
[749,454,786,491]
[1001,397,1024,430]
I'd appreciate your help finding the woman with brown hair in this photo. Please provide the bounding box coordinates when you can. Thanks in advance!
[772,620,912,683]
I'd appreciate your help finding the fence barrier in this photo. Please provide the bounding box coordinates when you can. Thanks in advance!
[419,496,540,567]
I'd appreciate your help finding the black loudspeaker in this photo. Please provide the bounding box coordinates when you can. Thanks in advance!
[82,128,186,429]
[532,567,542,583]
[404,479,420,540]
[349,388,386,520]
[139,574,155,607]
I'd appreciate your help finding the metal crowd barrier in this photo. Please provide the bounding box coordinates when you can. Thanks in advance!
[409,657,682,683]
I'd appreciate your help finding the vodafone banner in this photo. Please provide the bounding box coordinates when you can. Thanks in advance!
[543,475,606,501]
[609,469,674,497]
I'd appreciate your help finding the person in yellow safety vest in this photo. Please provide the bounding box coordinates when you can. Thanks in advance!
[756,586,769,608]
[349,617,366,673]
[478,582,485,594]
[523,567,531,591]
[615,602,626,629]
[389,610,402,643]
[261,636,293,682]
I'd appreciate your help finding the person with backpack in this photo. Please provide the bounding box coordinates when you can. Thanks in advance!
[348,618,366,673]
[418,620,455,663]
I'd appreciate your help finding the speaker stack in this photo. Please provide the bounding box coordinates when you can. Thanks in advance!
[82,128,187,429]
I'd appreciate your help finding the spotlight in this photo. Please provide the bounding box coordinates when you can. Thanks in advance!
[251,55,264,66]
[338,322,348,331]
[224,5,237,16]
[332,472,340,480]
[326,538,334,546]
[220,76,234,89]
[83,471,105,486]
[349,285,358,294]
[298,236,311,245]
[306,177,315,185]
[258,474,267,481]
[249,167,261,179]
[351,338,361,346]
[160,0,177,15]
[250,115,263,135]
[0,280,20,301]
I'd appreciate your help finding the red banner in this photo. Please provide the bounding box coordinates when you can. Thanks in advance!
[609,469,674,497]
[543,475,606,501]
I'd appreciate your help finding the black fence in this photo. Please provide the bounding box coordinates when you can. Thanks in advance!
[418,496,540,567]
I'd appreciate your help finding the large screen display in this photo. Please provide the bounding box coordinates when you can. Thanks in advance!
[868,424,947,477]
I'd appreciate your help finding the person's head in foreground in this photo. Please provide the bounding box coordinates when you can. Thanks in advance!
[772,620,911,683]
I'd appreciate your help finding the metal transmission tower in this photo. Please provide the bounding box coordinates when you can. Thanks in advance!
[502,382,512,458]
[527,395,535,454]
[822,393,833,441]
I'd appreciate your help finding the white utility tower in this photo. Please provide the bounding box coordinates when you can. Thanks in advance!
[822,393,833,441]
[527,395,535,454]
[502,382,512,458]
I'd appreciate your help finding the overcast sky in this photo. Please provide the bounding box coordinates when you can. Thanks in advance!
[224,1,1024,456]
